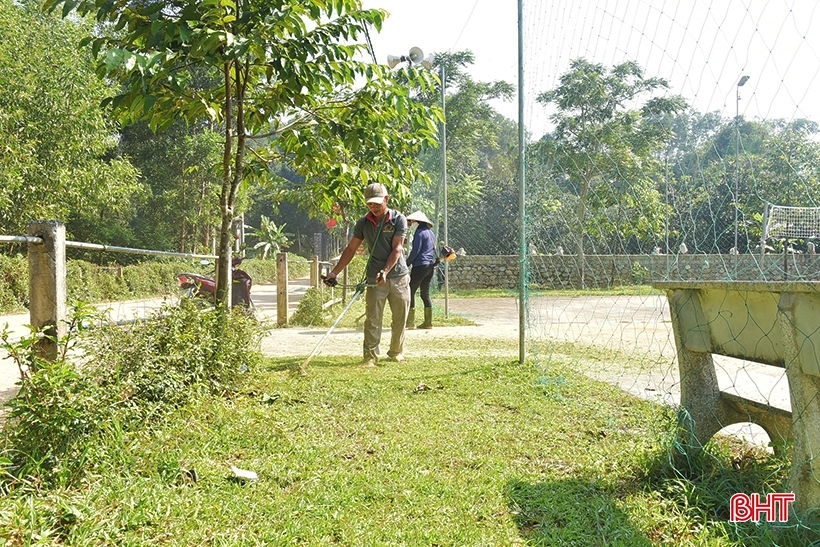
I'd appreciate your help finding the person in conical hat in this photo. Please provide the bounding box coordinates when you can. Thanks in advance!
[405,210,436,330]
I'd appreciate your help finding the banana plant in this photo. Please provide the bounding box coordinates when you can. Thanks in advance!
[247,215,293,260]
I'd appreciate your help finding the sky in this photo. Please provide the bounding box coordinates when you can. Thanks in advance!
[361,0,520,119]
[361,0,820,138]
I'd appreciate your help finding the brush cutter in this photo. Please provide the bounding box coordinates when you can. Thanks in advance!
[298,282,366,374]
[299,216,387,375]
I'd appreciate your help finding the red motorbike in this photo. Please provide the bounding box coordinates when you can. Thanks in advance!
[177,257,253,308]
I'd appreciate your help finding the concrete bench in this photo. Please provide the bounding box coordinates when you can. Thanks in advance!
[654,280,820,513]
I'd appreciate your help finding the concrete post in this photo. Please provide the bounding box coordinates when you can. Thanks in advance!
[277,252,288,326]
[667,289,724,456]
[27,220,66,361]
[778,293,820,512]
[310,255,319,288]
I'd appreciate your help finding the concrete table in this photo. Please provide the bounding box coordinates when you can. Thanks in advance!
[654,280,820,513]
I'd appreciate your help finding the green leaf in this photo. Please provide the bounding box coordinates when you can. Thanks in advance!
[143,95,159,114]
[180,23,192,43]
[104,48,125,72]
[61,0,77,18]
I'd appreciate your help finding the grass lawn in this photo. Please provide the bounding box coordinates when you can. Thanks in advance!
[3,336,812,546]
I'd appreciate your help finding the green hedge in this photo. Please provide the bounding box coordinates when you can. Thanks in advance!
[0,254,29,312]
[239,253,309,284]
[65,260,188,304]
[290,256,367,326]
[0,253,312,315]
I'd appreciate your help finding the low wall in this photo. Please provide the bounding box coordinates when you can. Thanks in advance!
[446,253,820,290]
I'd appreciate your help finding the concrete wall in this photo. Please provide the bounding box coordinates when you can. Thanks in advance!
[446,253,820,290]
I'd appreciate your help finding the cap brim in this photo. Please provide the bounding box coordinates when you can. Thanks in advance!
[366,196,386,204]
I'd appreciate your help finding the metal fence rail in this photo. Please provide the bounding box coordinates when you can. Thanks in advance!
[3,222,328,344]
[0,221,226,358]
[0,235,43,245]
[64,240,216,260]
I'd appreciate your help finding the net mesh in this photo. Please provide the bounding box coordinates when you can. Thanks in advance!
[410,0,820,537]
[764,203,820,241]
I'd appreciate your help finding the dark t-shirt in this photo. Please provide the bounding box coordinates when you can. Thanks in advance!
[353,209,409,279]
[407,223,437,267]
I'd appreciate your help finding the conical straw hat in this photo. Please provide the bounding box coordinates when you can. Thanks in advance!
[406,210,433,227]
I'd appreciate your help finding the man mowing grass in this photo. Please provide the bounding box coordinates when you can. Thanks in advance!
[324,183,411,367]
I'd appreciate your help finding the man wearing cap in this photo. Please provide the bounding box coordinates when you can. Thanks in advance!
[324,183,411,367]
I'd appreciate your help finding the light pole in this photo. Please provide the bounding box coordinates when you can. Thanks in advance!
[439,61,449,318]
[387,47,449,316]
[735,75,749,255]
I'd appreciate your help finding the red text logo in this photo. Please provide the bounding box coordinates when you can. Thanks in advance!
[729,493,794,522]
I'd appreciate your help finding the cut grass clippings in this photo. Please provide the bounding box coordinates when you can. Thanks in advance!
[1,348,812,545]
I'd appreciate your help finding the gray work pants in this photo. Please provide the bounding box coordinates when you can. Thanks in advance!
[363,274,410,361]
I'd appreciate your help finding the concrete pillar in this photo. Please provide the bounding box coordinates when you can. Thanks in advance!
[277,252,288,326]
[667,289,726,456]
[310,255,319,288]
[27,220,66,361]
[778,293,820,512]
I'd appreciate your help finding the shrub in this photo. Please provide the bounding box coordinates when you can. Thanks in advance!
[289,287,331,327]
[0,254,27,312]
[0,303,108,487]
[65,260,131,303]
[289,256,367,327]
[0,301,264,488]
[121,261,181,297]
[85,301,264,413]
[240,253,310,284]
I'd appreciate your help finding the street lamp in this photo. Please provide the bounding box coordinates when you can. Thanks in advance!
[734,75,749,256]
[387,47,449,317]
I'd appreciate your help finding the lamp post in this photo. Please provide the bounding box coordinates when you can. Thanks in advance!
[387,47,449,317]
[735,75,749,255]
[439,61,449,318]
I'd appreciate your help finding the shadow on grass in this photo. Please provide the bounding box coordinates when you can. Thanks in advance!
[506,443,818,546]
[505,478,653,547]
[643,444,820,547]
[263,355,366,374]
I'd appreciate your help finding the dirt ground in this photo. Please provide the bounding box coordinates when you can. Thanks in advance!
[261,295,525,362]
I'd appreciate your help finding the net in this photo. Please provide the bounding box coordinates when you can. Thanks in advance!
[409,1,820,538]
[763,202,820,241]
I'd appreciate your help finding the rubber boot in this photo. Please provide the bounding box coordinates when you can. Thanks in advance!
[417,307,433,329]
[406,308,415,330]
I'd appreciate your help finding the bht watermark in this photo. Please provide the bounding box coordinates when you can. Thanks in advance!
[729,493,795,522]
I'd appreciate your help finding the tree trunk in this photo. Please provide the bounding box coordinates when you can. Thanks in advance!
[216,59,249,307]
[216,60,234,307]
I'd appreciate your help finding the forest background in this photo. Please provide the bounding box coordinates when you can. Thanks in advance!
[3,0,819,281]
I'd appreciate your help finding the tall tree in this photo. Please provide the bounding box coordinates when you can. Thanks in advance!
[118,121,222,253]
[668,115,820,253]
[415,51,517,254]
[535,59,685,286]
[0,0,142,239]
[46,0,439,306]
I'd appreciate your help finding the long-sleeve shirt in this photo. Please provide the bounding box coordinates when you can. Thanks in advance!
[406,224,437,267]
